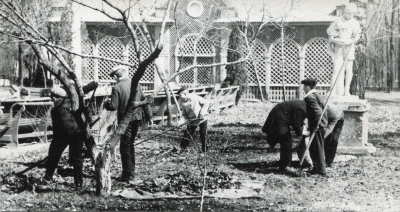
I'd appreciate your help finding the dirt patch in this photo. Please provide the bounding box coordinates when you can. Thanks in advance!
[1,92,400,211]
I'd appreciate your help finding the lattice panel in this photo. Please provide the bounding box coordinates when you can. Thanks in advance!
[270,40,300,85]
[178,57,194,83]
[128,39,155,82]
[82,38,94,80]
[197,57,213,84]
[178,35,215,55]
[268,86,299,101]
[244,41,267,84]
[98,37,124,81]
[304,38,332,85]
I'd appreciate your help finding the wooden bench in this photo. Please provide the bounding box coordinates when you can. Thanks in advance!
[0,100,53,148]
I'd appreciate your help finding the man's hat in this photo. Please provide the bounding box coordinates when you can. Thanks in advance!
[110,65,126,77]
[20,88,29,96]
[301,78,317,86]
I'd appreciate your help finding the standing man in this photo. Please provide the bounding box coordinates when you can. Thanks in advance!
[44,80,98,190]
[104,43,162,183]
[301,78,328,176]
[261,100,307,172]
[177,86,210,152]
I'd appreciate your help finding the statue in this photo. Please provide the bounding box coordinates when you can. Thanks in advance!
[327,3,361,96]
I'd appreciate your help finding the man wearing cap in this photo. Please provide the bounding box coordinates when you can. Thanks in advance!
[43,79,98,190]
[261,100,307,173]
[301,78,328,176]
[104,43,162,182]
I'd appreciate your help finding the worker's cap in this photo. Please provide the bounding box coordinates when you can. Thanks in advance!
[301,78,317,86]
[110,65,127,77]
[10,84,19,92]
[20,88,29,96]
[176,85,189,95]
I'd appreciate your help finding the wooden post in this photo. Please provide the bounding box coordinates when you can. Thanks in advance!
[299,50,305,99]
[253,61,265,102]
[265,53,271,100]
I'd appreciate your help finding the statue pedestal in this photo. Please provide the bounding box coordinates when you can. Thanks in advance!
[326,95,376,155]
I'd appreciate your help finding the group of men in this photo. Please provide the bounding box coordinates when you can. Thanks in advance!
[41,42,212,189]
[262,78,344,176]
[40,48,343,190]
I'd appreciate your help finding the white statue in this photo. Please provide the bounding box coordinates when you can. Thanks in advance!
[327,3,361,96]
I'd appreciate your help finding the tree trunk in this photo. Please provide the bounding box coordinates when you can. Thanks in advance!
[95,47,162,196]
[385,13,392,93]
[397,0,400,90]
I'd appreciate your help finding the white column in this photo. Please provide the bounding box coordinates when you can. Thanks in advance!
[265,52,271,100]
[93,45,99,81]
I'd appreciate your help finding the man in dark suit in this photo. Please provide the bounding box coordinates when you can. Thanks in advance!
[298,103,345,169]
[301,78,328,176]
[104,43,162,182]
[262,100,307,172]
[44,80,98,190]
[324,104,344,167]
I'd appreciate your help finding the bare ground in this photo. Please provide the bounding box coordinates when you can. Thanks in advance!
[1,91,400,211]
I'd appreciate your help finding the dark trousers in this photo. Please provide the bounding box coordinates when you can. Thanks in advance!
[45,132,84,185]
[324,118,344,165]
[120,120,140,179]
[271,133,293,171]
[309,127,327,174]
[180,120,208,152]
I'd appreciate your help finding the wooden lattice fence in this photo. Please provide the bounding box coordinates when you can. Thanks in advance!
[81,24,156,90]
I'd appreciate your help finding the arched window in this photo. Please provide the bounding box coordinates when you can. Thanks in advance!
[175,34,216,87]
[128,39,155,83]
[270,39,300,86]
[82,38,94,81]
[304,37,332,86]
[243,39,267,84]
[98,37,124,81]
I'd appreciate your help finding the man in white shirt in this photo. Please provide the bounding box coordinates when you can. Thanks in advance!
[177,86,210,152]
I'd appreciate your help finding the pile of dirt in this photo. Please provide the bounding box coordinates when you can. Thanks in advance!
[133,171,241,196]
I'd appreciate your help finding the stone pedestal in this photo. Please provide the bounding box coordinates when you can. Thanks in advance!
[326,95,376,155]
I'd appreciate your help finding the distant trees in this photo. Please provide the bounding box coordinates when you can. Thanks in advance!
[359,0,400,92]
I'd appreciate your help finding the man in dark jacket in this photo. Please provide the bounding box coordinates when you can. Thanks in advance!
[44,80,98,190]
[262,100,307,172]
[324,104,344,167]
[301,78,328,176]
[104,43,162,182]
[297,103,345,169]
